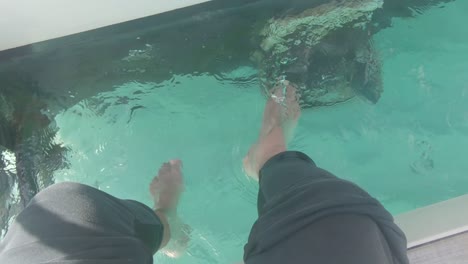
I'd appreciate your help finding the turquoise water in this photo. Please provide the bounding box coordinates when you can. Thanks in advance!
[51,2,468,264]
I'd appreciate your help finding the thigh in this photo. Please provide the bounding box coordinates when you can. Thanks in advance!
[0,182,163,263]
[248,151,408,264]
[247,214,393,264]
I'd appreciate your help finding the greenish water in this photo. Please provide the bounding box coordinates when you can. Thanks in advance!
[52,2,468,263]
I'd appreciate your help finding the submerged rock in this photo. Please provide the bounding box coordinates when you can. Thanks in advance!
[253,0,384,107]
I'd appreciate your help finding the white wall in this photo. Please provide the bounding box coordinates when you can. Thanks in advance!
[0,0,211,51]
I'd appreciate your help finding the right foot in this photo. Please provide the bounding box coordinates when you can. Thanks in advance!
[243,82,301,179]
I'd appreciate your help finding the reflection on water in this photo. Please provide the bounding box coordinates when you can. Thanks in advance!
[1,0,468,263]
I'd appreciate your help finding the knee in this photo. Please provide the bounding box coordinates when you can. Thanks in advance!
[34,182,94,200]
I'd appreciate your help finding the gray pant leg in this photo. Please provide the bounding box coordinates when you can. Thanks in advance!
[0,182,163,264]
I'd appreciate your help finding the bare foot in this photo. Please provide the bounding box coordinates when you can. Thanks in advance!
[150,160,190,258]
[243,82,301,179]
[150,160,184,213]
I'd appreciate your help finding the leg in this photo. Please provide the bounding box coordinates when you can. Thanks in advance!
[0,182,163,263]
[150,160,190,258]
[0,159,188,263]
[243,82,409,264]
[244,152,408,264]
[243,81,300,179]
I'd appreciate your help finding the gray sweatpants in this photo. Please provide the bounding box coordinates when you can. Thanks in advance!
[0,182,163,264]
[244,151,409,264]
[0,151,409,264]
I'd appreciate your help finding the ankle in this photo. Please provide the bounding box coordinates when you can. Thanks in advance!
[154,209,172,250]
[257,144,286,173]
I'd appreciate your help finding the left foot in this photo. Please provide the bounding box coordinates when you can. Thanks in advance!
[150,160,184,213]
[150,160,190,258]
[160,218,192,258]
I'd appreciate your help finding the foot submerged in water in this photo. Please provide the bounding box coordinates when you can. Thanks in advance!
[150,160,184,212]
[150,160,190,258]
[243,81,301,180]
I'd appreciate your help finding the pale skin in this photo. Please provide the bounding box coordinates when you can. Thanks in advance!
[244,80,301,178]
[149,160,187,256]
[150,81,300,258]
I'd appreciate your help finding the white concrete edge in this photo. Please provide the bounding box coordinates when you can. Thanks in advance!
[0,0,212,52]
[407,226,468,249]
[395,194,468,249]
